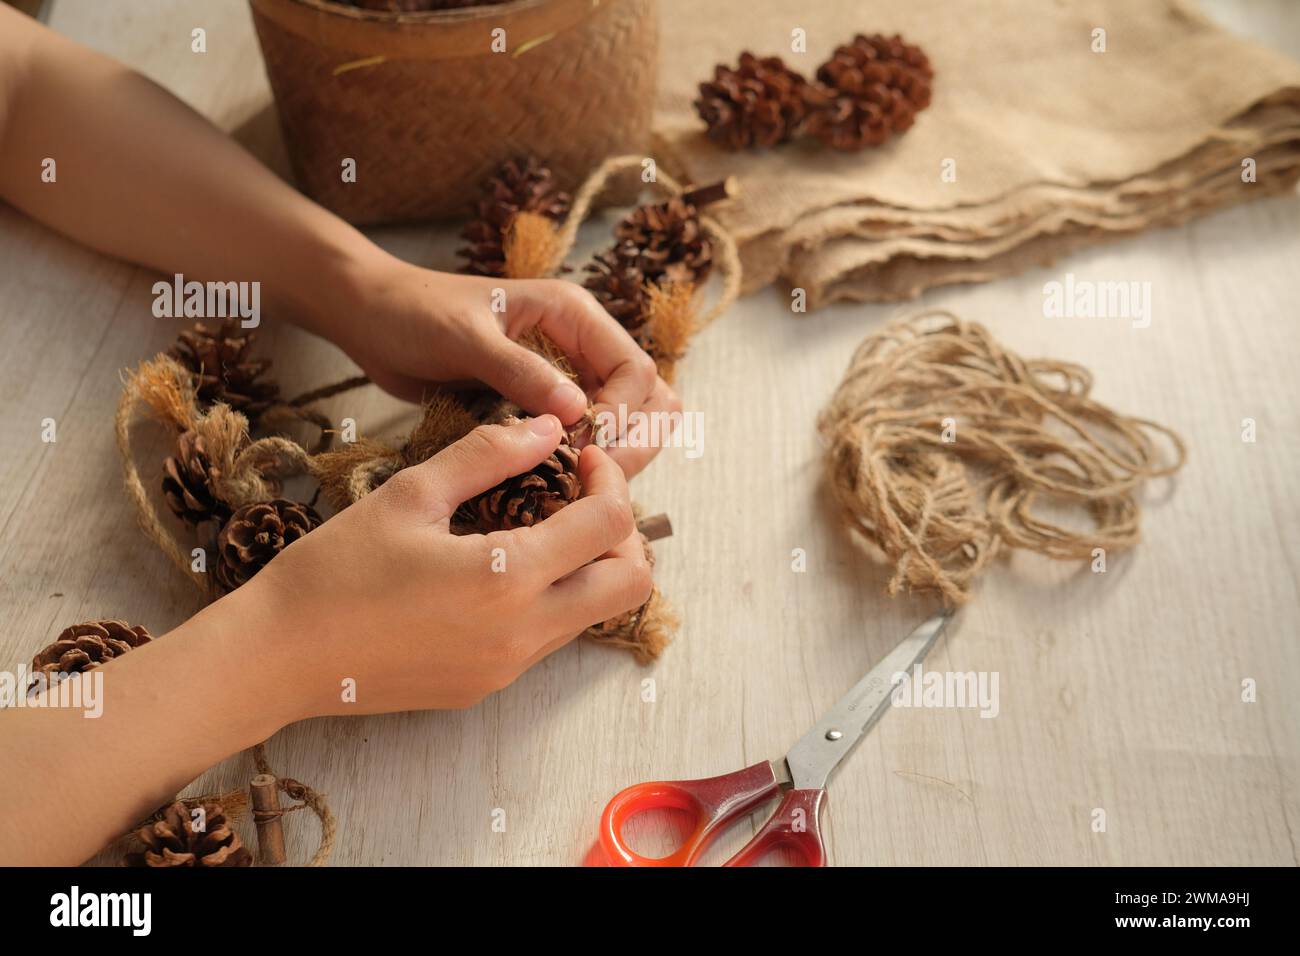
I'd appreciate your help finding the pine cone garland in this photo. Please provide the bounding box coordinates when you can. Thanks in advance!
[28,621,152,695]
[695,52,812,149]
[213,499,321,592]
[168,319,280,420]
[460,422,581,531]
[459,157,572,277]
[806,33,933,150]
[614,197,713,286]
[127,800,252,868]
[583,240,652,337]
[161,430,230,526]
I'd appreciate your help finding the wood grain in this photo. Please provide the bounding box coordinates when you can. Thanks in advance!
[0,0,1295,866]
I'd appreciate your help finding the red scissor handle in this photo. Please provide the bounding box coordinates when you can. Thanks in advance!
[724,787,827,867]
[598,761,828,866]
[599,761,780,866]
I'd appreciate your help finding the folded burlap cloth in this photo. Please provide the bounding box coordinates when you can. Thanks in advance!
[653,0,1300,308]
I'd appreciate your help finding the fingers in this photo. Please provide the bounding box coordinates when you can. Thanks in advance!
[521,522,653,669]
[529,284,658,422]
[601,376,683,479]
[403,416,563,521]
[470,332,588,424]
[530,447,652,649]
[544,553,653,634]
[519,444,635,579]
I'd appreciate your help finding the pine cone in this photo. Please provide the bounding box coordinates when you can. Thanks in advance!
[127,800,252,868]
[168,319,280,420]
[806,33,933,151]
[161,430,230,527]
[583,240,652,337]
[458,157,572,277]
[459,422,581,531]
[28,621,152,695]
[695,52,812,149]
[614,197,713,287]
[213,499,321,592]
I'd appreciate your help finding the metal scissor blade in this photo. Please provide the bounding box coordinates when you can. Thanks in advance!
[783,611,952,790]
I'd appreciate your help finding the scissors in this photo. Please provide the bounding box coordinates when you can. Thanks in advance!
[596,611,952,866]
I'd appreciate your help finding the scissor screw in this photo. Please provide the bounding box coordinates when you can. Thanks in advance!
[825,729,843,741]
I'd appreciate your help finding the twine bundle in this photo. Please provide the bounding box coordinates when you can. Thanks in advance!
[109,156,740,863]
[819,311,1186,606]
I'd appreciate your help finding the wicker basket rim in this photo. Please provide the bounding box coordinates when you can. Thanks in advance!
[250,0,610,57]
[284,0,556,24]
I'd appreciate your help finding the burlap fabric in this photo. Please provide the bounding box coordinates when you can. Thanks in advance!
[653,0,1300,308]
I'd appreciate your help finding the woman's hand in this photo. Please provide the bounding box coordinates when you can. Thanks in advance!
[242,415,653,716]
[316,256,682,478]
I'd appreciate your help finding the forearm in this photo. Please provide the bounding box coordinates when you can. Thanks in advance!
[0,5,385,334]
[0,589,295,866]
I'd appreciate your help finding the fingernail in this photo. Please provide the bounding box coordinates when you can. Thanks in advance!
[528,414,559,436]
[548,381,585,411]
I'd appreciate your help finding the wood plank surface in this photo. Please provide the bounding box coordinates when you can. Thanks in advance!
[0,0,1295,866]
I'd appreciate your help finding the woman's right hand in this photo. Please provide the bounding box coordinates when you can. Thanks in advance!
[234,415,652,718]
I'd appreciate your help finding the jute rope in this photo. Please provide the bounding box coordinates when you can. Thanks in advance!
[252,741,336,867]
[115,355,361,866]
[819,310,1186,607]
[543,153,742,329]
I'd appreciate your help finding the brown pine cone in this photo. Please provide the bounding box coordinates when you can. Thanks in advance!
[583,240,652,336]
[695,52,812,149]
[806,33,933,150]
[213,499,321,592]
[28,621,152,695]
[127,800,252,868]
[161,430,230,527]
[459,422,581,531]
[458,157,572,277]
[168,319,280,420]
[614,197,713,287]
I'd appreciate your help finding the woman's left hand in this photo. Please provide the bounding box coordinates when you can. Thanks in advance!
[319,258,680,479]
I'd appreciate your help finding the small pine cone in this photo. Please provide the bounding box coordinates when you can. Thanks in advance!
[28,621,152,695]
[583,240,652,335]
[161,430,230,527]
[168,319,280,420]
[695,52,812,149]
[127,800,252,868]
[458,157,572,277]
[213,499,321,592]
[459,421,580,531]
[806,33,933,150]
[614,197,713,286]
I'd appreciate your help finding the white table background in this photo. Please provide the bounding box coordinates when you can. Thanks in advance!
[0,0,1295,865]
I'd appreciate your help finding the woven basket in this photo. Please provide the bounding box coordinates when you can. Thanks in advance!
[249,0,658,225]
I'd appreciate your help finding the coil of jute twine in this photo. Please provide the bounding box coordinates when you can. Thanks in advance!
[112,156,740,864]
[819,310,1186,607]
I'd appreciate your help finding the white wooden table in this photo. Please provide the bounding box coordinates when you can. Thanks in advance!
[1,0,1296,866]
